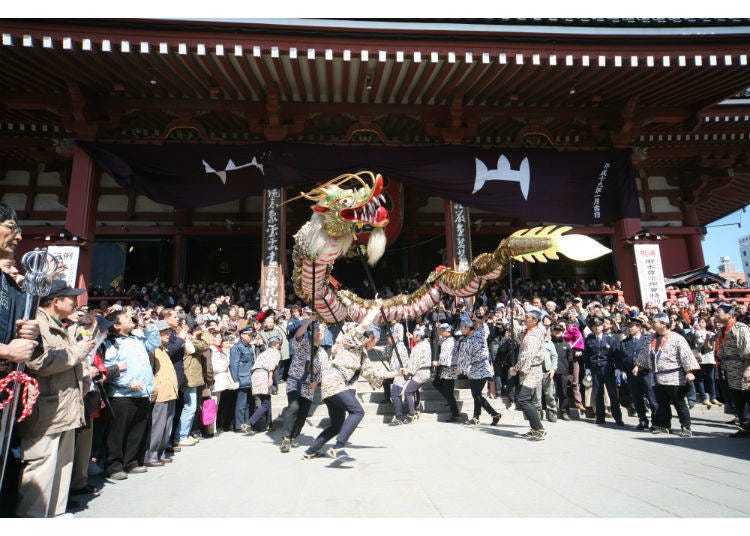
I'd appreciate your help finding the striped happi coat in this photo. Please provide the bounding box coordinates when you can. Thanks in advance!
[321,328,389,400]
[407,339,433,384]
[289,335,328,400]
[512,325,545,389]
[438,336,456,380]
[250,348,281,395]
[716,321,750,391]
[634,331,699,387]
[387,341,410,388]
[458,323,493,380]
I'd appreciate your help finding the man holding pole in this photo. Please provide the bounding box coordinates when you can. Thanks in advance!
[0,202,42,515]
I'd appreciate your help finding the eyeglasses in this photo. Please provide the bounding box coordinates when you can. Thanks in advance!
[0,221,21,235]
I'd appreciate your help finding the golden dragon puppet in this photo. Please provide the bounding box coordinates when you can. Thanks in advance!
[290,171,611,323]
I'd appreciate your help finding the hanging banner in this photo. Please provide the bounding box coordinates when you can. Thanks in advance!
[260,188,284,310]
[450,202,472,272]
[47,245,80,289]
[634,244,668,308]
[77,142,638,225]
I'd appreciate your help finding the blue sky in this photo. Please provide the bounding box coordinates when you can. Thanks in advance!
[702,208,748,272]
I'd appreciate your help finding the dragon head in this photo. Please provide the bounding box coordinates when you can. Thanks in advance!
[304,171,390,238]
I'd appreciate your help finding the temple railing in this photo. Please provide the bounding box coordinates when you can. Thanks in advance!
[667,288,750,304]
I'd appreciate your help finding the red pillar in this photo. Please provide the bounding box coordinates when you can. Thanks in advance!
[612,218,642,305]
[682,203,706,269]
[65,145,98,305]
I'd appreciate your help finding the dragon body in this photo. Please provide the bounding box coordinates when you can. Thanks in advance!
[291,172,610,323]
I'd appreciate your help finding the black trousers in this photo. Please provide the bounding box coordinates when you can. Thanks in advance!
[517,384,544,431]
[434,377,459,417]
[248,394,271,427]
[469,378,498,419]
[591,365,623,423]
[308,389,364,453]
[282,390,313,439]
[106,397,150,474]
[729,388,750,430]
[653,384,691,430]
[553,373,570,413]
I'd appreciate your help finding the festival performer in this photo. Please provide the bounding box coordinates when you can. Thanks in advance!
[456,313,502,427]
[633,312,699,437]
[279,318,328,453]
[510,306,547,440]
[302,298,402,462]
[714,303,750,437]
[241,337,282,436]
[387,326,411,425]
[402,327,432,422]
[432,322,460,422]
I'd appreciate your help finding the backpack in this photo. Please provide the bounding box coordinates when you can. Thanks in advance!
[201,397,217,426]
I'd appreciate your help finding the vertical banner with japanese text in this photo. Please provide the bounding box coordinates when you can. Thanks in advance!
[634,244,668,308]
[47,245,80,289]
[450,202,473,272]
[260,188,285,310]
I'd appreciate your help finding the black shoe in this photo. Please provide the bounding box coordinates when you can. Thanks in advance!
[70,484,96,495]
[595,420,605,425]
[491,414,502,426]
[302,450,322,460]
[616,421,625,427]
[389,418,406,426]
[636,422,647,430]
[271,386,278,395]
[446,415,460,423]
[66,498,82,509]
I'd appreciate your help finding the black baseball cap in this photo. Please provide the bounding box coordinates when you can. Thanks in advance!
[40,279,85,305]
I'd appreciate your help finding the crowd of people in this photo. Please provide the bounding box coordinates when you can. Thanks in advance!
[1,200,749,518]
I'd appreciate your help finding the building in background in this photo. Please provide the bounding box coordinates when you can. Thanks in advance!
[719,254,745,284]
[2,18,750,305]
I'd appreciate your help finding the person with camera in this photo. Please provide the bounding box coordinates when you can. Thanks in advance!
[15,280,95,517]
[241,336,282,436]
[402,327,432,422]
[551,322,573,420]
[102,308,161,480]
[145,320,179,468]
[174,327,210,447]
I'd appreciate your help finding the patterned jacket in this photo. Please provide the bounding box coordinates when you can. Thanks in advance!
[438,336,456,380]
[634,331,699,386]
[716,321,750,391]
[250,347,281,395]
[289,335,328,400]
[408,339,433,384]
[388,341,410,388]
[512,325,545,388]
[458,323,493,380]
[321,328,390,400]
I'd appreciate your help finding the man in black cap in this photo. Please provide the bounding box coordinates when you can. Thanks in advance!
[583,316,624,426]
[229,326,260,432]
[16,280,95,517]
[714,303,750,437]
[618,316,656,430]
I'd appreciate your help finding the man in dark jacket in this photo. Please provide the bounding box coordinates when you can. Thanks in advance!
[618,317,656,430]
[584,317,624,426]
[230,326,259,432]
[551,323,573,420]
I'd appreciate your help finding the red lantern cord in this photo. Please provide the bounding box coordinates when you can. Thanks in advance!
[0,371,39,422]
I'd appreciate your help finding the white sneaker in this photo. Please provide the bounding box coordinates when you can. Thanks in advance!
[87,461,104,476]
[177,437,198,447]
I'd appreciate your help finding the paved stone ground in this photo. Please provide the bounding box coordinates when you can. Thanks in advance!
[70,405,750,518]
